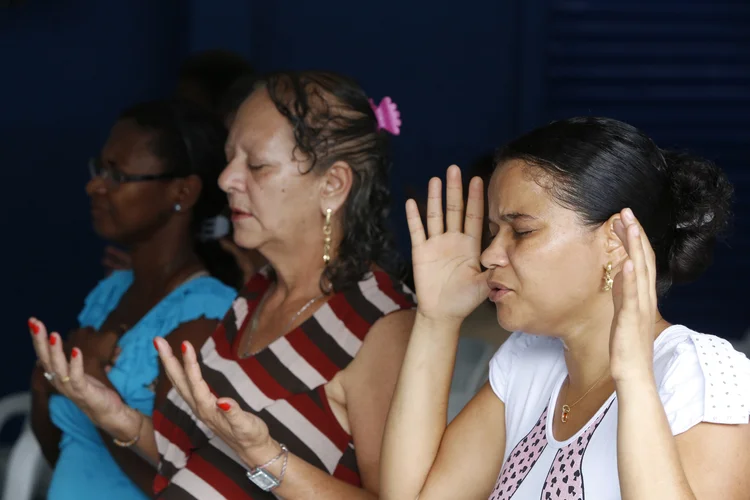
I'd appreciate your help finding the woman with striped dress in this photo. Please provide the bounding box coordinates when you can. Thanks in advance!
[30,71,416,499]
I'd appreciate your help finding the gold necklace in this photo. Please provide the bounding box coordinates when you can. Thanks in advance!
[239,289,325,359]
[560,371,609,423]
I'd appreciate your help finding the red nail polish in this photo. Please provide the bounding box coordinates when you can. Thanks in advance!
[72,348,79,358]
[217,402,231,412]
[153,339,159,352]
[28,319,40,335]
[50,334,57,346]
[181,342,187,354]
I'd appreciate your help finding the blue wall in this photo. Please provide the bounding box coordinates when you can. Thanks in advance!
[0,0,187,397]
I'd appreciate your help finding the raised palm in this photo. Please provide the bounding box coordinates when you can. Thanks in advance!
[407,166,489,322]
[29,319,137,434]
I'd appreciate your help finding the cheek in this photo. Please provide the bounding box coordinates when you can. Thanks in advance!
[510,239,599,310]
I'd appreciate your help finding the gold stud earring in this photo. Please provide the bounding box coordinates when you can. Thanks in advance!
[602,262,613,292]
[323,208,333,264]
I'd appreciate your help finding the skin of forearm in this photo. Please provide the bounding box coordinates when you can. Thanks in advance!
[616,378,695,500]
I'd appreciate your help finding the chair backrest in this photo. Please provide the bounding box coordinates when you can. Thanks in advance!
[0,392,51,500]
[447,337,498,423]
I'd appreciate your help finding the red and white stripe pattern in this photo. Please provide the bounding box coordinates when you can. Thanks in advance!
[152,270,415,499]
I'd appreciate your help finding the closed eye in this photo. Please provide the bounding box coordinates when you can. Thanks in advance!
[513,229,534,238]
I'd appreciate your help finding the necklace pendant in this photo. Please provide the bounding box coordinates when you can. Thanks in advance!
[561,404,570,423]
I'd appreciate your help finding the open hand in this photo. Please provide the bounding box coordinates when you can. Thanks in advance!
[154,338,274,461]
[407,165,489,323]
[608,208,659,383]
[28,318,141,439]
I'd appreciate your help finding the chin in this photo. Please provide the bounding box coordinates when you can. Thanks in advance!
[494,303,540,335]
[92,219,120,241]
[232,231,263,250]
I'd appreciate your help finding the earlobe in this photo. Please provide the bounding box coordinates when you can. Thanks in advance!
[174,175,203,212]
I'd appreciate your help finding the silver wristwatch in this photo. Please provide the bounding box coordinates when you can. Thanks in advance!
[246,443,289,492]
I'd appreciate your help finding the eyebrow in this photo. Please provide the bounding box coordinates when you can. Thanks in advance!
[492,212,539,223]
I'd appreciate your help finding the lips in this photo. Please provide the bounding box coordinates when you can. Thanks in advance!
[487,279,513,302]
[230,208,253,220]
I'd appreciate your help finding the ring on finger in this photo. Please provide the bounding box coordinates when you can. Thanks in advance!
[60,376,71,383]
[43,371,56,382]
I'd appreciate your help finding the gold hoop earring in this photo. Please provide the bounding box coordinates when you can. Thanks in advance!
[602,262,613,292]
[323,208,333,264]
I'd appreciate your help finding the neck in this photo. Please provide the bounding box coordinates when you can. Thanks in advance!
[126,221,203,292]
[558,300,668,390]
[261,242,328,301]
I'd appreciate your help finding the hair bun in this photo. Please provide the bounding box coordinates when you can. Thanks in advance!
[663,149,733,284]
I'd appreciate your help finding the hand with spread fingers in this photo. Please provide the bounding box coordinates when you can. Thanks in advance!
[28,318,142,441]
[407,165,489,324]
[608,208,660,383]
[154,337,275,461]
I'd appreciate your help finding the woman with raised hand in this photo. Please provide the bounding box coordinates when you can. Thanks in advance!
[30,100,240,499]
[32,71,416,499]
[381,117,750,499]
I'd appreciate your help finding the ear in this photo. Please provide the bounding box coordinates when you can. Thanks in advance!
[319,161,353,214]
[172,174,203,212]
[599,213,628,270]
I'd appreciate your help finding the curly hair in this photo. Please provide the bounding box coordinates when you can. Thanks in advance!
[257,71,402,293]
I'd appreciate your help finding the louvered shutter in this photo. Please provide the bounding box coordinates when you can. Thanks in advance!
[518,1,750,338]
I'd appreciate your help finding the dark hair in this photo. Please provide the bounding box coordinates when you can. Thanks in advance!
[255,71,402,292]
[178,50,254,112]
[119,100,243,289]
[218,74,261,122]
[494,116,733,296]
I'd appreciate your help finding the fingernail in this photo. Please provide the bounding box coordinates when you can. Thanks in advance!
[49,334,57,346]
[624,260,634,273]
[623,208,634,222]
[153,339,159,352]
[181,342,187,354]
[72,348,79,358]
[217,402,231,412]
[631,224,640,236]
[28,319,40,335]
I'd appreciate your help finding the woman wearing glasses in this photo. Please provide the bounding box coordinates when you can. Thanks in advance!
[29,100,241,500]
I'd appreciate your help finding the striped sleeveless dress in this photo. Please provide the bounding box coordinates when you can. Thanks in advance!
[152,269,416,499]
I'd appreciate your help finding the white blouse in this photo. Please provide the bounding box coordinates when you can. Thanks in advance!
[486,325,750,500]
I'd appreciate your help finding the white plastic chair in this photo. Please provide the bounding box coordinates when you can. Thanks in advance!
[0,392,51,500]
[447,337,497,423]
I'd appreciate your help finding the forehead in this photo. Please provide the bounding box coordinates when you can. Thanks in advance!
[228,89,294,156]
[487,160,559,218]
[104,120,159,162]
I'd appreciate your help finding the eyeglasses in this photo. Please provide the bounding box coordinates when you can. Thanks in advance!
[88,158,183,187]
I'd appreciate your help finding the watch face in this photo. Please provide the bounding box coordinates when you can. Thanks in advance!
[247,469,280,491]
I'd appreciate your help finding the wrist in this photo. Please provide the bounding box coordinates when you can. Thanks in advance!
[106,405,143,442]
[241,437,281,469]
[614,371,657,395]
[414,310,464,333]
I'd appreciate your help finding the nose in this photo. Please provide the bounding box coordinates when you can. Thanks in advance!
[218,158,245,194]
[85,176,107,196]
[480,234,510,269]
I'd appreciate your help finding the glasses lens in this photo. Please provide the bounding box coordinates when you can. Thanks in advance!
[89,158,119,188]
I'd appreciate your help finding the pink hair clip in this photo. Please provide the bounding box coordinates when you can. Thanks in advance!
[369,97,401,136]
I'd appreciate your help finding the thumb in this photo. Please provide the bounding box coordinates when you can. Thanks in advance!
[216,399,252,429]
